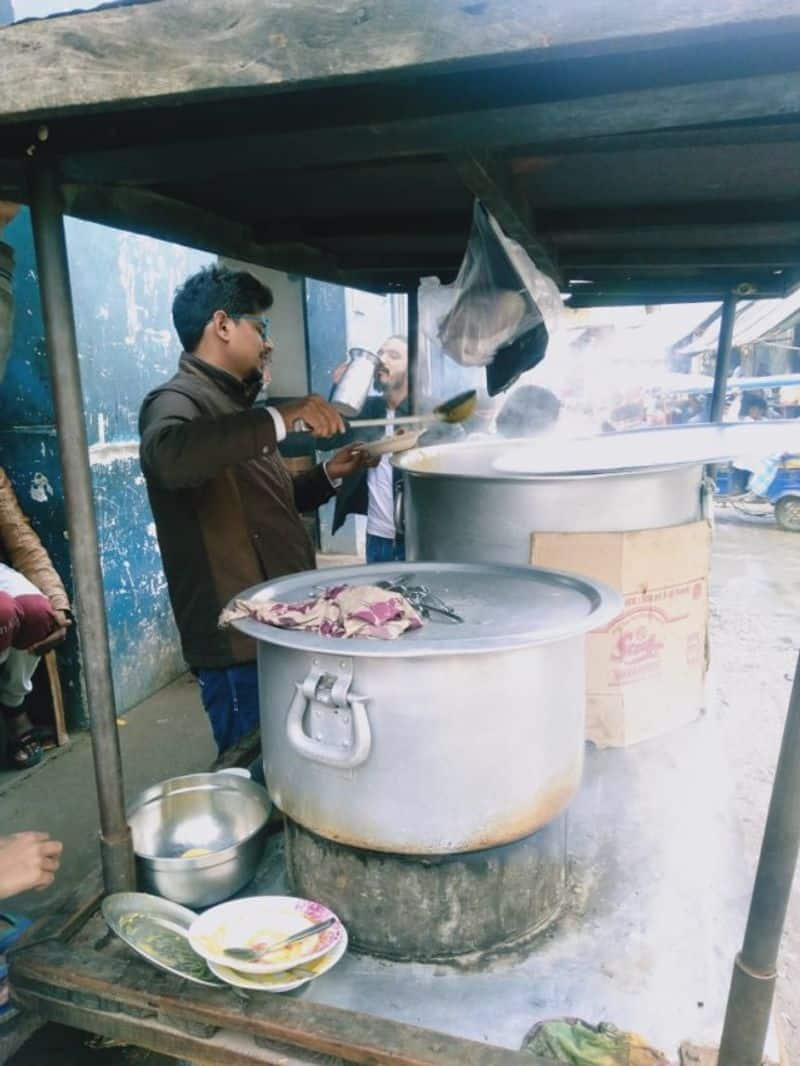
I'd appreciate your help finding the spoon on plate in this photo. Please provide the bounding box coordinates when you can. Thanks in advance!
[223,917,336,962]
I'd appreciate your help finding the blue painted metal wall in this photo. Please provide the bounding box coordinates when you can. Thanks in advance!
[1,211,82,723]
[2,208,213,726]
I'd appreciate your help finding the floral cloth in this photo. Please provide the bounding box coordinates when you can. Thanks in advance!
[220,584,423,640]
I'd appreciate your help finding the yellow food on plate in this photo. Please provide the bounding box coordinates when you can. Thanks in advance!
[181,847,213,858]
[199,922,320,965]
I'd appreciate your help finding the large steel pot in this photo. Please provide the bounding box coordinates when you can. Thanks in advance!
[394,435,707,564]
[230,562,621,856]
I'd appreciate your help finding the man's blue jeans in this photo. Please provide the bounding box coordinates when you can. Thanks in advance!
[366,534,405,563]
[195,662,260,756]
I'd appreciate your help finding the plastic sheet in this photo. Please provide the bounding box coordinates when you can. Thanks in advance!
[419,201,562,395]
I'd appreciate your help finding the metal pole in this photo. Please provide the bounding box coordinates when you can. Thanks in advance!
[28,163,135,895]
[718,650,800,1065]
[407,285,418,413]
[709,295,737,423]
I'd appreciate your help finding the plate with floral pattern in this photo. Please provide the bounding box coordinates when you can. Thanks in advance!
[188,896,344,975]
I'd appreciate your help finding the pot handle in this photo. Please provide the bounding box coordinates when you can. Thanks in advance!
[286,677,372,769]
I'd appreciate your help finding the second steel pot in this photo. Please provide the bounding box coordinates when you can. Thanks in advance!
[394,435,707,564]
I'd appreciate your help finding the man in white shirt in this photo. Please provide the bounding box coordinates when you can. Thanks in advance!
[331,336,409,562]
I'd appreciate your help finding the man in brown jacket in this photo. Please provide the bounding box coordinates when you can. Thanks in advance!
[0,467,72,768]
[139,265,373,760]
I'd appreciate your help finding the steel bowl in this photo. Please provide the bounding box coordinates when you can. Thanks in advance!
[127,771,271,908]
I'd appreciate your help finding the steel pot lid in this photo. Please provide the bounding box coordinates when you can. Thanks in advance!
[228,562,622,657]
[492,422,800,476]
[392,436,697,481]
[394,421,800,479]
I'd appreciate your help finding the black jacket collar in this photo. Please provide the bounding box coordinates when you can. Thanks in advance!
[179,353,262,407]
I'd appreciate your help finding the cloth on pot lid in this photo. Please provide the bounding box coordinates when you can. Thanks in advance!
[220,584,423,640]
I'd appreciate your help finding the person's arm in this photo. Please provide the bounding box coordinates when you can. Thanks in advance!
[141,392,346,491]
[293,465,339,513]
[293,444,378,513]
[140,391,282,490]
[0,468,70,614]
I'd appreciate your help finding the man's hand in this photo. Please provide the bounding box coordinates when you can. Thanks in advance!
[278,395,346,438]
[26,609,71,656]
[326,445,379,480]
[0,831,63,898]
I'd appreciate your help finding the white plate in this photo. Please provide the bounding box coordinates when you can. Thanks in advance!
[358,429,422,457]
[188,895,345,975]
[207,928,348,992]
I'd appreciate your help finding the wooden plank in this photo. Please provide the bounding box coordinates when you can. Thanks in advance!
[46,181,800,298]
[44,650,68,747]
[61,184,350,288]
[562,247,800,269]
[513,120,800,161]
[10,940,550,1066]
[34,64,800,191]
[567,289,787,308]
[548,222,800,251]
[11,989,344,1066]
[259,214,469,244]
[566,272,794,295]
[542,199,800,233]
[2,0,800,122]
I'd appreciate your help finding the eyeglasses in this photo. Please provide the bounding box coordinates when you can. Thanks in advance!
[237,313,271,340]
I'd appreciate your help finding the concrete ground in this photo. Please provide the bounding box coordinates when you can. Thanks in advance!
[710,507,800,1062]
[0,528,796,1063]
[0,673,216,926]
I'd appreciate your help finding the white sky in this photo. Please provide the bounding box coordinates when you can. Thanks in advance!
[12,0,108,17]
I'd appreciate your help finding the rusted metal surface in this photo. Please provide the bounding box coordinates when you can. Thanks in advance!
[285,815,567,961]
[463,769,581,853]
[281,763,580,857]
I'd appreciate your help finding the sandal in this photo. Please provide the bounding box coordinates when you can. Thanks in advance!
[7,729,43,770]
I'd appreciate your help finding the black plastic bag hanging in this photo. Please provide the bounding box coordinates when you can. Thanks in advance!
[419,201,562,396]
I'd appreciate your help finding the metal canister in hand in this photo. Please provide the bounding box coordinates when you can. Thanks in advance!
[330,347,382,417]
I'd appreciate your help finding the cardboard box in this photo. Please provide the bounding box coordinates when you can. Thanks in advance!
[530,520,712,748]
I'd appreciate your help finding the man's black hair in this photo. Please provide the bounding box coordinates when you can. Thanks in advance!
[496,384,561,437]
[739,393,768,417]
[172,265,273,352]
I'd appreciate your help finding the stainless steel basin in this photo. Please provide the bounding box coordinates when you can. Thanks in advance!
[127,771,271,907]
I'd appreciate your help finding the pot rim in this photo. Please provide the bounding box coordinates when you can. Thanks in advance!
[393,446,706,482]
[228,561,623,658]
